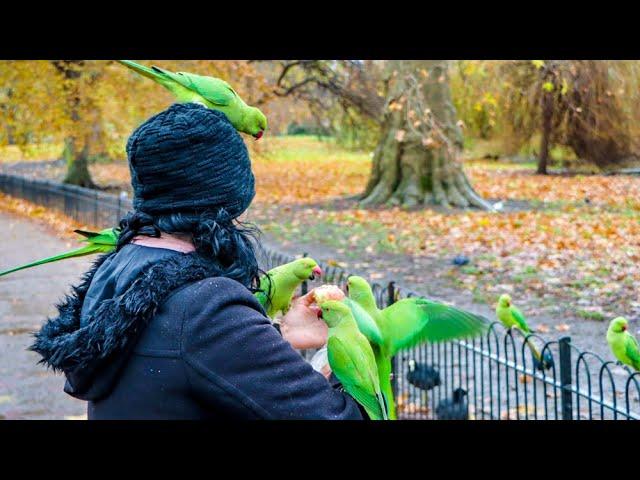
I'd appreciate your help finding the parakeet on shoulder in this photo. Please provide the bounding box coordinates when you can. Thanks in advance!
[254,257,322,319]
[0,228,118,277]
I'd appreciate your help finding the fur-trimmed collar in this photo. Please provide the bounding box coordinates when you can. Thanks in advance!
[30,251,221,377]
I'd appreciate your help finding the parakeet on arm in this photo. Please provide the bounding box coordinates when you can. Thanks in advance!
[496,294,554,371]
[0,228,118,277]
[254,257,322,319]
[118,60,267,139]
[319,301,389,420]
[607,317,640,371]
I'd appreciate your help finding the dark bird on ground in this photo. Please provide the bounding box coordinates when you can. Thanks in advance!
[452,255,470,266]
[436,388,469,420]
[405,358,441,391]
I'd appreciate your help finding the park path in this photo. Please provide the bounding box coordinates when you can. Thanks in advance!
[0,212,90,420]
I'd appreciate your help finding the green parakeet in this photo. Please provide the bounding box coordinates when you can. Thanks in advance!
[254,257,322,319]
[346,275,489,420]
[496,294,553,371]
[319,300,389,420]
[0,228,118,277]
[607,317,640,371]
[118,60,267,139]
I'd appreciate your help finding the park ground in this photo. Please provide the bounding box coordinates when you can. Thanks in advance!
[1,135,639,364]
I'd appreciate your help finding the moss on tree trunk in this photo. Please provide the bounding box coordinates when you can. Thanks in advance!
[360,60,492,210]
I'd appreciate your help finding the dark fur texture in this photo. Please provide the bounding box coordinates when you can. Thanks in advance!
[30,251,221,374]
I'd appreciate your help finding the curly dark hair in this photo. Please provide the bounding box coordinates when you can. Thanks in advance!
[116,209,263,291]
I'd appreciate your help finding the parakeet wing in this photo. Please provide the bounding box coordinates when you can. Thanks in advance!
[381,298,489,356]
[160,69,234,106]
[510,306,531,333]
[343,298,384,346]
[327,335,386,420]
[254,290,269,310]
[255,272,274,310]
[625,334,640,369]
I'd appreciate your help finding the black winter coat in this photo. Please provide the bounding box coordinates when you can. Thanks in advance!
[31,244,364,420]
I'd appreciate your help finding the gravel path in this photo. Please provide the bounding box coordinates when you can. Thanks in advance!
[0,211,90,420]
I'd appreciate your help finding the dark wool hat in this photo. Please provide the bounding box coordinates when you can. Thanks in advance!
[126,103,255,219]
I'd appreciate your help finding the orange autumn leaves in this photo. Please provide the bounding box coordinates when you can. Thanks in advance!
[469,166,640,209]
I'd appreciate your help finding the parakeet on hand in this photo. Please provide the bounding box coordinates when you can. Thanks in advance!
[118,60,267,139]
[346,275,489,420]
[254,257,322,319]
[436,388,469,420]
[607,317,640,371]
[496,294,554,371]
[0,228,118,277]
[319,301,389,420]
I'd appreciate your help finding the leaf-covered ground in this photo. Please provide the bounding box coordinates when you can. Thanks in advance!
[1,135,639,327]
[249,137,640,326]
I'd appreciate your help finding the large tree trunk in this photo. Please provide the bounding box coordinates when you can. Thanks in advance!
[537,70,555,175]
[62,135,95,187]
[360,60,492,210]
[52,60,97,189]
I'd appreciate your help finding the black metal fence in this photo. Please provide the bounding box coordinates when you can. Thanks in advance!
[1,172,639,420]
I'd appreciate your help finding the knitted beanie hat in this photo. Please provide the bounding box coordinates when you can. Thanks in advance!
[126,103,255,220]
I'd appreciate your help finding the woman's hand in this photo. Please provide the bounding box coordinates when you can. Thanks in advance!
[280,290,328,350]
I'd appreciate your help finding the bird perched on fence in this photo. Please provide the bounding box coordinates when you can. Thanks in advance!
[0,228,118,277]
[345,275,489,420]
[496,294,554,371]
[254,257,322,319]
[118,60,267,139]
[607,317,640,371]
[319,301,389,420]
[406,358,441,391]
[436,388,469,420]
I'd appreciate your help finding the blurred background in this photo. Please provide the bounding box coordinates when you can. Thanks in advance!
[1,60,639,419]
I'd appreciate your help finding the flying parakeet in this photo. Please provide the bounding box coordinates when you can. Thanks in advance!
[346,275,489,420]
[319,301,389,420]
[118,60,267,139]
[607,317,640,371]
[496,294,554,371]
[254,257,322,319]
[0,228,118,277]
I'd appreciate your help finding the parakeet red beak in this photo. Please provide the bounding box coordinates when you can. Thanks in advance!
[253,130,264,140]
[622,325,627,331]
[313,266,323,277]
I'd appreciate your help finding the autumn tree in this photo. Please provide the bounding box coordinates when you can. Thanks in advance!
[275,60,492,209]
[0,60,274,187]
[463,60,640,174]
[360,61,491,209]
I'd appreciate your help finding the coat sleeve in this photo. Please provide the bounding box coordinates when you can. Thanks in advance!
[178,277,365,420]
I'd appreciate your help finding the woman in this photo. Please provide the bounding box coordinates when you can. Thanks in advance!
[30,103,364,420]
